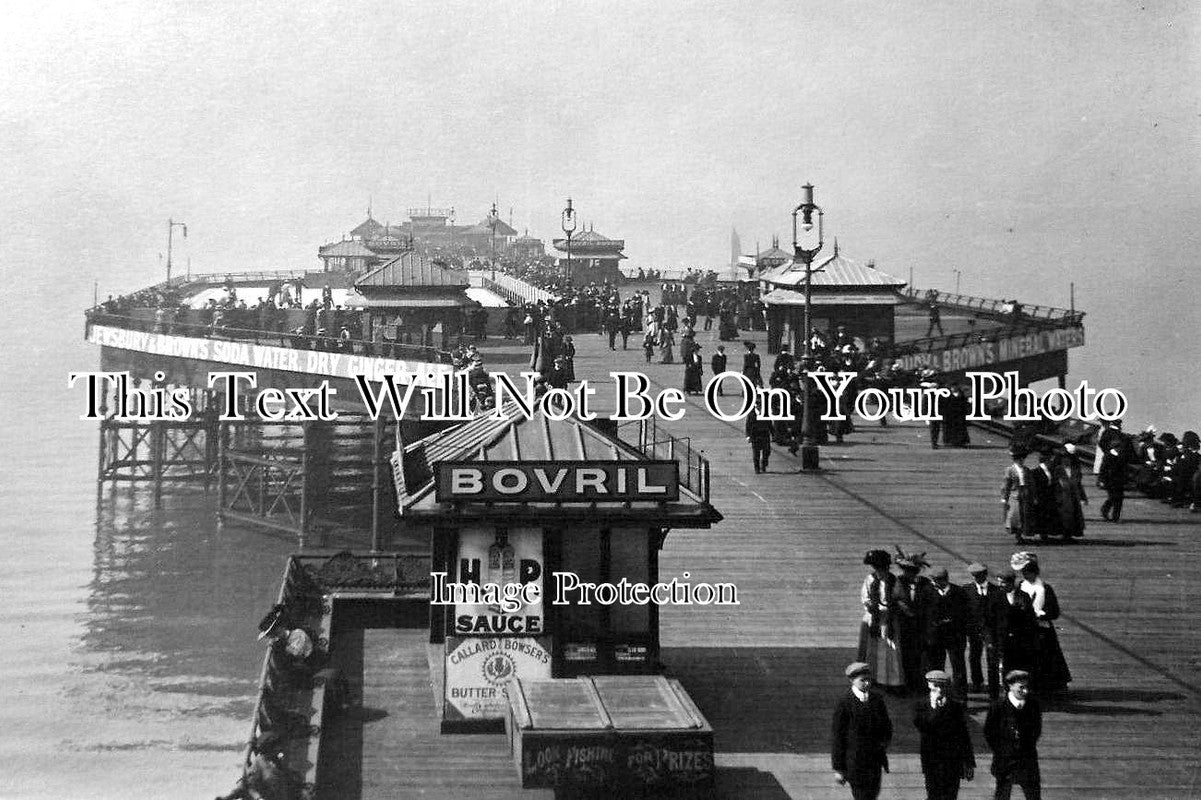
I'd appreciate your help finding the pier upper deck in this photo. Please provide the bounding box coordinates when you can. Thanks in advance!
[86,270,1085,408]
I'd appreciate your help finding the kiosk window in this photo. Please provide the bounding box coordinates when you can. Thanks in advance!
[557,527,603,642]
[554,526,656,675]
[609,527,650,634]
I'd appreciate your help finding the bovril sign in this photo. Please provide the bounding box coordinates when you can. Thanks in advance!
[435,461,680,503]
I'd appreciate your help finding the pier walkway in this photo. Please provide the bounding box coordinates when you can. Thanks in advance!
[346,323,1197,800]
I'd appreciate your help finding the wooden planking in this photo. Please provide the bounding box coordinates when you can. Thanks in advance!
[360,326,1201,799]
[353,628,554,800]
[569,325,1201,798]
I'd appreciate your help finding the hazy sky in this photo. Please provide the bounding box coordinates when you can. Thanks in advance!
[3,0,1198,429]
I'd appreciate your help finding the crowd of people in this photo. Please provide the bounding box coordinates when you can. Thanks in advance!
[857,548,1070,701]
[841,548,1068,799]
[1094,420,1201,517]
[216,591,346,800]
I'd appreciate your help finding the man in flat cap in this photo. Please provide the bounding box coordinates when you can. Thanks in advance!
[920,566,969,697]
[914,670,975,800]
[963,562,1003,698]
[831,662,893,800]
[984,670,1042,799]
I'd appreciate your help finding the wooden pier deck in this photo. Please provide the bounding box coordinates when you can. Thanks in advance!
[332,322,1200,800]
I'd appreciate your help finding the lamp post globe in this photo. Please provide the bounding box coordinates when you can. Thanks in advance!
[561,198,577,284]
[487,202,499,279]
[791,183,825,471]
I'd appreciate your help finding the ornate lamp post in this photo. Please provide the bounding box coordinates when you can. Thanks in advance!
[166,218,188,283]
[791,183,825,470]
[561,198,576,284]
[487,202,499,279]
[952,268,962,295]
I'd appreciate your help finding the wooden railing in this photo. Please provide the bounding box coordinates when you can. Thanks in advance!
[236,553,430,800]
[615,417,711,503]
[85,310,454,364]
[903,287,1085,325]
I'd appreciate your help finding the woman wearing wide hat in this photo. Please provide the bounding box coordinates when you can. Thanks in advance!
[892,547,931,693]
[858,550,906,691]
[1011,551,1072,692]
[1002,445,1033,544]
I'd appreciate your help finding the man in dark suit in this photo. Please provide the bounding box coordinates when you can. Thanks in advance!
[745,408,773,474]
[963,562,1003,698]
[986,571,1039,684]
[913,670,975,800]
[741,341,763,388]
[1028,449,1058,539]
[1098,419,1132,521]
[711,345,728,395]
[831,662,893,800]
[984,670,1042,799]
[920,567,969,697]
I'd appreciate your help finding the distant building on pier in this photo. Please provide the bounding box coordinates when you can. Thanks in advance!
[760,242,907,354]
[331,205,522,263]
[552,225,627,284]
[510,230,546,259]
[350,250,477,348]
[755,236,792,275]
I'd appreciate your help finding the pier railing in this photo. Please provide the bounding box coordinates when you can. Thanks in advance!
[239,553,430,798]
[470,270,561,305]
[903,287,1085,325]
[615,416,710,503]
[886,320,1084,364]
[85,309,455,364]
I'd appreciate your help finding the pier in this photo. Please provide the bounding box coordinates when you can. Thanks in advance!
[83,274,1199,799]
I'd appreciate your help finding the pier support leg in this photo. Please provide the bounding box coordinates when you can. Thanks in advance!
[371,414,384,552]
[151,420,164,507]
[298,449,309,549]
[216,421,227,526]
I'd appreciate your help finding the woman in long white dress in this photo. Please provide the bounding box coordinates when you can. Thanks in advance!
[857,549,906,690]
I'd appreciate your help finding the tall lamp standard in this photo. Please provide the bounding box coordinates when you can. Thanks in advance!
[791,183,825,470]
[166,218,188,283]
[952,268,962,295]
[487,202,499,280]
[561,198,576,285]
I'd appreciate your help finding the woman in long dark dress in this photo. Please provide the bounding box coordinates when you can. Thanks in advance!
[1053,445,1088,539]
[858,550,905,690]
[561,335,576,382]
[683,344,704,395]
[993,569,1039,685]
[1011,552,1072,692]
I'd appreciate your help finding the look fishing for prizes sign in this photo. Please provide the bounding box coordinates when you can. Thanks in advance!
[444,636,551,721]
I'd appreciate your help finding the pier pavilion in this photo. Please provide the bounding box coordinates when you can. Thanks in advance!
[761,243,909,355]
[551,226,627,284]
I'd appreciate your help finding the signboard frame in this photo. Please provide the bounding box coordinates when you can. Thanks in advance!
[435,460,681,504]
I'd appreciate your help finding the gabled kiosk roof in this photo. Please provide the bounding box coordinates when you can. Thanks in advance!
[396,404,721,527]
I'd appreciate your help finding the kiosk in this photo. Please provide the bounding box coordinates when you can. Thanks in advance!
[392,407,721,734]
